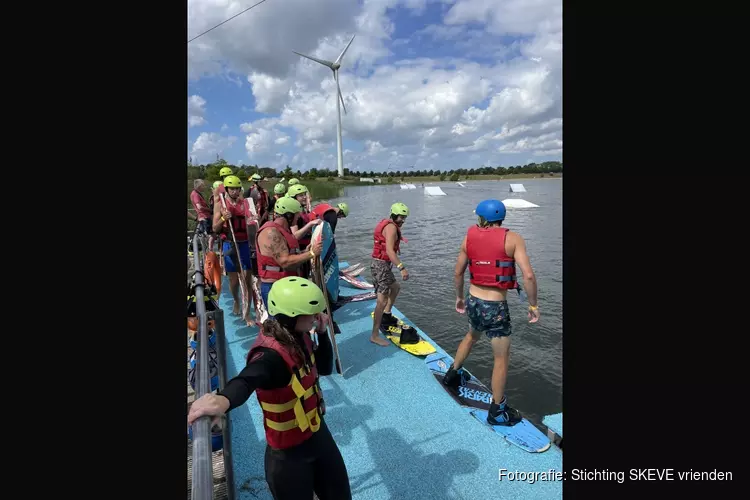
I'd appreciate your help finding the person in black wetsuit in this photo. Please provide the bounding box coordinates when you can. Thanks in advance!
[188,277,351,500]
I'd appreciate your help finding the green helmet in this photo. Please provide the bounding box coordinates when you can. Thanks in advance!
[274,183,286,195]
[267,277,326,317]
[250,173,262,181]
[288,178,299,186]
[274,196,302,215]
[219,167,233,178]
[212,181,223,190]
[390,202,409,216]
[287,184,309,198]
[224,175,242,189]
[337,202,349,217]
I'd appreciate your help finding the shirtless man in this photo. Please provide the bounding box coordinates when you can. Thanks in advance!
[444,199,540,426]
[255,196,323,312]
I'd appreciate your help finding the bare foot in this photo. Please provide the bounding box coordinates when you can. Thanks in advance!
[370,336,390,347]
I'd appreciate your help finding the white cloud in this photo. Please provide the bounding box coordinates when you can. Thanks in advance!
[188,0,562,171]
[190,132,237,164]
[188,95,207,127]
[220,123,228,132]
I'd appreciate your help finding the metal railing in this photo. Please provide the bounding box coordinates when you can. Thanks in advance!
[190,233,236,500]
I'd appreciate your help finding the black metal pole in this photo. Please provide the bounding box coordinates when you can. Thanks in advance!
[191,234,213,500]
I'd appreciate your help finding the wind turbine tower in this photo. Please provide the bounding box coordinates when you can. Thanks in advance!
[293,35,355,178]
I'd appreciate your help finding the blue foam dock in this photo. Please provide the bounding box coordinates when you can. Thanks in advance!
[219,262,562,499]
[543,413,563,439]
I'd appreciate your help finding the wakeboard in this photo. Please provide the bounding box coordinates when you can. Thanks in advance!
[370,311,437,356]
[312,223,343,374]
[425,352,551,453]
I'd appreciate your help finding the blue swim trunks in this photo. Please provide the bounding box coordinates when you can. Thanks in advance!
[466,295,512,338]
[260,281,276,320]
[223,240,252,273]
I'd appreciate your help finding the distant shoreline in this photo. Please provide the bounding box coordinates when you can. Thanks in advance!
[186,173,561,213]
[288,172,562,186]
[387,173,562,183]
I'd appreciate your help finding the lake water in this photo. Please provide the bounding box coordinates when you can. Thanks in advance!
[326,178,563,426]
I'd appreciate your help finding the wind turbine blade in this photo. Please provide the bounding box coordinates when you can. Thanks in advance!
[335,71,347,114]
[334,35,356,65]
[292,51,335,69]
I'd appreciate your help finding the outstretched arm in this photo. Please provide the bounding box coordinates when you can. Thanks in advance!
[293,219,321,239]
[215,348,288,411]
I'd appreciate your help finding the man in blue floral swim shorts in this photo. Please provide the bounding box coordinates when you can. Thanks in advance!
[443,199,541,426]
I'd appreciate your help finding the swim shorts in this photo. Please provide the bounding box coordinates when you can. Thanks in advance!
[223,240,251,273]
[260,281,273,313]
[466,295,512,339]
[370,259,396,295]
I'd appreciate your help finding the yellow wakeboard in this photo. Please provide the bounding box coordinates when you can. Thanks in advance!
[371,311,437,356]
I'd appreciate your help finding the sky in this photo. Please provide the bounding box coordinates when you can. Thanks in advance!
[187,0,562,173]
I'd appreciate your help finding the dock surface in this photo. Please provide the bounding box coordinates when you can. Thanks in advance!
[220,263,563,499]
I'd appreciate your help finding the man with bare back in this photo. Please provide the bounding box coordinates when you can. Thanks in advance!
[255,196,323,312]
[444,199,540,426]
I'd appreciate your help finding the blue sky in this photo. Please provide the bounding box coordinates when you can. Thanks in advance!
[187,0,562,172]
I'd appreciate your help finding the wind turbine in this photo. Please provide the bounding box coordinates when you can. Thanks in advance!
[293,35,355,178]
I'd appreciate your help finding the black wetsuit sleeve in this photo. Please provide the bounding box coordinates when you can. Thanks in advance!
[323,211,338,233]
[314,330,334,376]
[216,347,290,411]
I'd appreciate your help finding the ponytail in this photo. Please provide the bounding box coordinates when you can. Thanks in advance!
[261,317,309,370]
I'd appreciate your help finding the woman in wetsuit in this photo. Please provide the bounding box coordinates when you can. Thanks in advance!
[188,277,351,500]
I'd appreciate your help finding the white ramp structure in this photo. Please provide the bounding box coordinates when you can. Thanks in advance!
[400,183,417,189]
[509,183,526,193]
[456,182,466,187]
[424,186,447,196]
[502,198,539,208]
[293,36,355,178]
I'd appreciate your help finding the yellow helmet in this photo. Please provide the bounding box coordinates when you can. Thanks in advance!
[274,196,302,215]
[219,167,233,177]
[287,184,309,198]
[223,175,242,189]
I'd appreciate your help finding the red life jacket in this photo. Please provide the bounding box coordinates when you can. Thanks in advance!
[223,197,249,242]
[297,211,313,248]
[252,185,269,216]
[466,225,517,289]
[248,331,324,450]
[312,203,334,220]
[371,219,402,262]
[256,220,300,280]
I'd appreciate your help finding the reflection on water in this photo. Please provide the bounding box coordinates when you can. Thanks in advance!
[324,178,563,425]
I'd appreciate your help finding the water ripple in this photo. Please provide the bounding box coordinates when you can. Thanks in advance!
[331,179,562,424]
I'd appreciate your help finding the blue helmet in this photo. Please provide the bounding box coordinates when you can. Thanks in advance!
[475,199,506,222]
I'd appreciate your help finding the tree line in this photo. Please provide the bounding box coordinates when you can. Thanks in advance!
[187,158,562,183]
